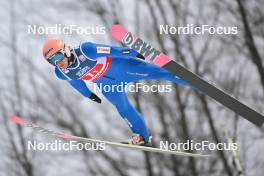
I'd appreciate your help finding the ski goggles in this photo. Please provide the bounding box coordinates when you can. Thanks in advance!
[47,51,65,66]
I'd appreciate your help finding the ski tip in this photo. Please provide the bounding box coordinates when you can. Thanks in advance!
[58,134,80,140]
[111,24,123,32]
[10,115,28,125]
[111,24,127,41]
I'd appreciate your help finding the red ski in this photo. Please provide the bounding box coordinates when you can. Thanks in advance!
[111,24,264,128]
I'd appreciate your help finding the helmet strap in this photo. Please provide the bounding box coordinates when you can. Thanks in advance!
[64,45,71,58]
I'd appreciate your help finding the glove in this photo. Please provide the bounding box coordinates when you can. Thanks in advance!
[136,53,145,60]
[89,93,102,104]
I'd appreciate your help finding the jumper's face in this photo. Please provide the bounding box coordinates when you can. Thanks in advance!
[56,57,69,70]
[47,45,71,70]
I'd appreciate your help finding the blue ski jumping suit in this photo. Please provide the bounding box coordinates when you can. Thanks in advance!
[55,42,189,142]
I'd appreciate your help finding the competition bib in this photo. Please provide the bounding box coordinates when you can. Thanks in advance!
[58,48,112,82]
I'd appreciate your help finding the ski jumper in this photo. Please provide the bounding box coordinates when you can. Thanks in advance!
[55,42,189,142]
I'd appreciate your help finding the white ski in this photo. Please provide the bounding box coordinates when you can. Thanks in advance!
[10,115,209,157]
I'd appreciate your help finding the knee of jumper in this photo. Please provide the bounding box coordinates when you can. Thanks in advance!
[116,106,142,125]
[115,104,141,128]
[114,103,131,116]
[113,102,150,142]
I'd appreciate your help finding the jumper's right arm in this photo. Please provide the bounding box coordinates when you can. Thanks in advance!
[55,68,101,103]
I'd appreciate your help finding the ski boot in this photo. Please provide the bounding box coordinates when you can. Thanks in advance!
[122,134,152,147]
